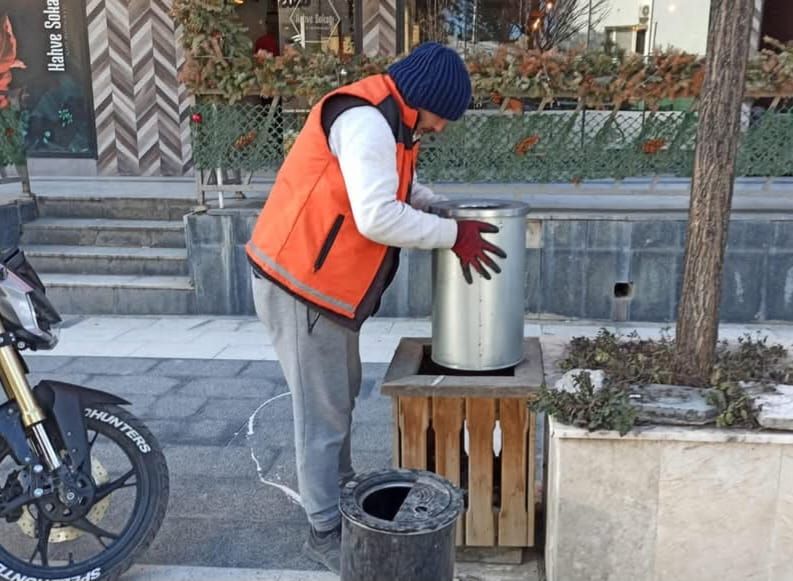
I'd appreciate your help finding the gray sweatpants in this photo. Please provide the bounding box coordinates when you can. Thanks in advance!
[251,273,361,532]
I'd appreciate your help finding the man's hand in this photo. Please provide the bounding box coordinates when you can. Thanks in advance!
[451,220,507,284]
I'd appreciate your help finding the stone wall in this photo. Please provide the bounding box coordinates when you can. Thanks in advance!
[185,208,258,316]
[545,417,793,581]
[0,199,36,250]
[184,193,793,323]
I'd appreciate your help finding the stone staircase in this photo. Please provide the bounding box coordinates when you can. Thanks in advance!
[20,196,196,315]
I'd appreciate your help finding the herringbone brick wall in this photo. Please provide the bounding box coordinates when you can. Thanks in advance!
[84,0,402,175]
[86,0,193,176]
[362,0,397,56]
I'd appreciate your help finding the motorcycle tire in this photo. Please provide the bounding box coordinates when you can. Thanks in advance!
[0,404,169,581]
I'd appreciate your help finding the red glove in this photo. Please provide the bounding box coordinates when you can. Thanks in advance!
[451,220,507,284]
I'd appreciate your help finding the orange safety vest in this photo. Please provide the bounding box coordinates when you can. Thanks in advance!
[246,74,420,330]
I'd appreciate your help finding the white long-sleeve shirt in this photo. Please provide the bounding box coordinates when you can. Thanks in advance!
[328,106,458,250]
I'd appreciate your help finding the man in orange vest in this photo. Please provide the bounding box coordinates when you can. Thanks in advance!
[247,42,505,573]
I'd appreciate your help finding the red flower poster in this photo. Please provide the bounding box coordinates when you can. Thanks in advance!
[0,15,26,110]
[1,1,96,158]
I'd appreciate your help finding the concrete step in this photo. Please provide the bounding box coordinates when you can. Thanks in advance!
[23,245,188,276]
[41,274,195,315]
[21,218,186,248]
[36,196,195,220]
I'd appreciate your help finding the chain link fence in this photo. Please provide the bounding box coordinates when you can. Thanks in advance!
[192,97,793,186]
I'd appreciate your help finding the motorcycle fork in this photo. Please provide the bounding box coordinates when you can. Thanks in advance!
[0,320,62,470]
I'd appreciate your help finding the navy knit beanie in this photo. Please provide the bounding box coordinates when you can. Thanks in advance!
[388,42,472,121]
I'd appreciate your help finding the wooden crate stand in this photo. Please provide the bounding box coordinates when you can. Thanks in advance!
[382,338,544,550]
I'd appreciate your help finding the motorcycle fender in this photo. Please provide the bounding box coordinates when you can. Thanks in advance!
[34,380,131,470]
[0,400,33,465]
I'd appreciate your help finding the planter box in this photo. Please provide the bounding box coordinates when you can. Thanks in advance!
[545,417,793,581]
[382,338,544,553]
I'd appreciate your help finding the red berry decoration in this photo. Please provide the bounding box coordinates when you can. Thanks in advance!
[191,112,203,124]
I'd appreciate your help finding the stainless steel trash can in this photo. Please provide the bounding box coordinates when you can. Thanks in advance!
[339,469,463,581]
[429,199,530,371]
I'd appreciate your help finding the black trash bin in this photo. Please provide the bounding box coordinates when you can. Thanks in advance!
[339,469,463,581]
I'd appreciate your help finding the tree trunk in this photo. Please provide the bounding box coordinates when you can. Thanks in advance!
[674,0,755,385]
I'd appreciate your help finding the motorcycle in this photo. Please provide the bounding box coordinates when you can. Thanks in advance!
[0,247,169,581]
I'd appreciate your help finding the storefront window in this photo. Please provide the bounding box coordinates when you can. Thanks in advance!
[236,0,356,56]
[278,0,356,54]
[412,0,615,54]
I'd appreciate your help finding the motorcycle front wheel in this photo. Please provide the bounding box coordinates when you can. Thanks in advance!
[0,404,169,581]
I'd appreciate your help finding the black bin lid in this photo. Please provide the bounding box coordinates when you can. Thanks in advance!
[340,468,463,535]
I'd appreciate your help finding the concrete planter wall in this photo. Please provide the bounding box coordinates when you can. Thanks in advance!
[0,199,36,249]
[185,208,258,315]
[545,417,793,581]
[185,184,793,321]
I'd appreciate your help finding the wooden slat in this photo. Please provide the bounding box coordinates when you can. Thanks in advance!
[466,398,496,546]
[433,397,465,546]
[527,410,537,547]
[392,397,400,468]
[497,398,530,546]
[399,397,430,470]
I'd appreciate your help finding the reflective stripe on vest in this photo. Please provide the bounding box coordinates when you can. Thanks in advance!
[246,241,357,315]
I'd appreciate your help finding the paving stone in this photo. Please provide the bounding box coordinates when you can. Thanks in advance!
[164,472,287,522]
[148,358,248,377]
[163,444,263,476]
[164,419,244,447]
[81,374,184,396]
[26,373,90,387]
[179,376,281,399]
[121,394,160,418]
[57,356,159,376]
[24,356,73,373]
[352,421,393,453]
[197,397,278,422]
[238,360,285,378]
[144,518,316,569]
[142,395,207,419]
[137,419,178,446]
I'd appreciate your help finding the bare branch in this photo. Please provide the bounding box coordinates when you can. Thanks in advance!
[415,0,612,51]
[539,0,612,50]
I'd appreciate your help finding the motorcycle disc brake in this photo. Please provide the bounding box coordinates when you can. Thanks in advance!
[17,457,111,543]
